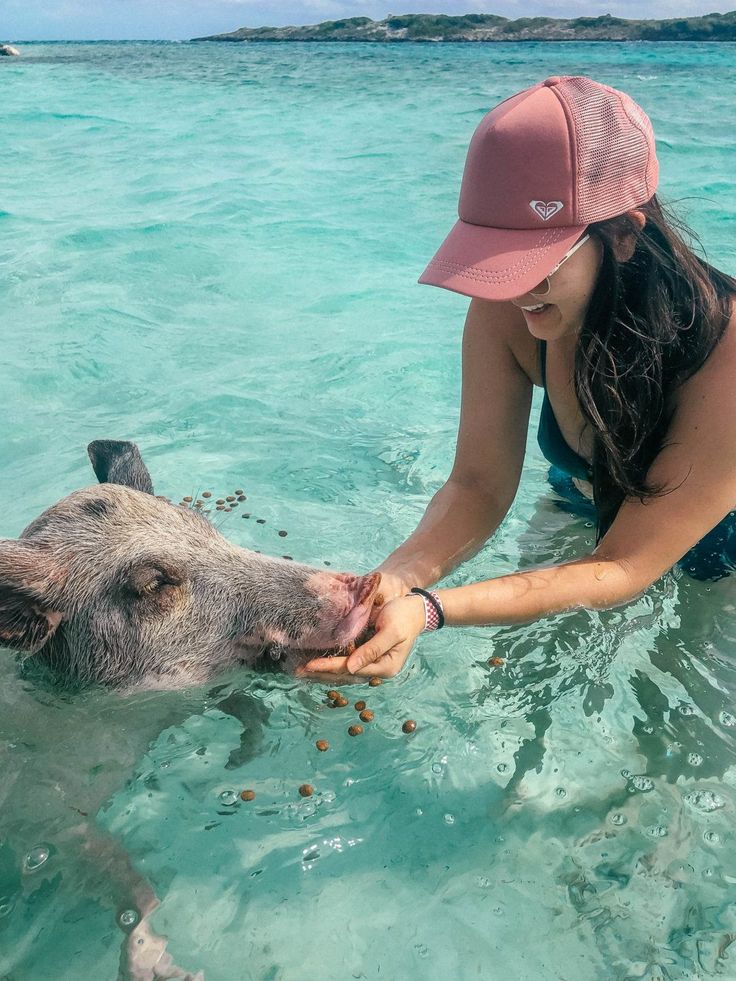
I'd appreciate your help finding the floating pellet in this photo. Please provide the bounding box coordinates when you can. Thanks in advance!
[216,499,225,505]
[278,530,288,537]
[327,690,340,701]
[237,494,246,501]
[369,677,382,687]
[224,508,232,513]
[216,505,224,511]
[333,696,349,708]
[402,720,416,734]
[488,657,504,667]
[348,725,364,737]
[323,560,331,566]
[256,518,266,524]
[354,700,366,711]
[235,489,244,495]
[194,502,203,509]
[240,789,256,801]
[359,710,374,723]
[242,513,251,518]
[374,592,385,606]
[316,740,329,752]
[202,491,212,498]
[231,501,239,507]
[283,555,293,561]
[183,496,193,503]
[299,784,314,798]
[226,496,235,502]
[196,499,204,506]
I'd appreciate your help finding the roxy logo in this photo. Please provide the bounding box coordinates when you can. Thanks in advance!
[529,200,564,221]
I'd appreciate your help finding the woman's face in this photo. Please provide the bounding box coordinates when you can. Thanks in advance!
[510,234,604,342]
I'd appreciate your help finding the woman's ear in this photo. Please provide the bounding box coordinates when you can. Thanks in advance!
[612,210,646,262]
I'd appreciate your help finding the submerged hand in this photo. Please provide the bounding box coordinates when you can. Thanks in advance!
[297,595,426,681]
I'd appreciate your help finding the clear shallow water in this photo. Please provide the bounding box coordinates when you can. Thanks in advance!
[1,40,736,980]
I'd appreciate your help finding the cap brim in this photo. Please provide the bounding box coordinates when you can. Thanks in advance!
[418,219,588,302]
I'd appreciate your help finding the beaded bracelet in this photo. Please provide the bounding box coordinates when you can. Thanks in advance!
[410,587,445,632]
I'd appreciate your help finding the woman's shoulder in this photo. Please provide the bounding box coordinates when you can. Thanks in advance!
[466,298,541,386]
[675,296,736,413]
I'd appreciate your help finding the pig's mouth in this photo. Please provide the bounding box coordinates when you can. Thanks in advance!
[249,572,382,664]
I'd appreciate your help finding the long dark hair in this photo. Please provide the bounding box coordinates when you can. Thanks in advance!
[575,195,736,537]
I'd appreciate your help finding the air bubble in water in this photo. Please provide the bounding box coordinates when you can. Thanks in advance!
[628,775,654,793]
[431,762,443,775]
[610,813,627,826]
[684,790,726,813]
[719,711,736,728]
[642,725,653,734]
[0,901,14,919]
[496,763,508,773]
[475,875,490,888]
[688,753,703,767]
[555,787,567,798]
[119,909,139,928]
[621,768,631,779]
[444,814,455,826]
[703,867,715,879]
[679,704,696,716]
[704,830,721,844]
[23,846,50,872]
[647,825,668,838]
[218,790,238,806]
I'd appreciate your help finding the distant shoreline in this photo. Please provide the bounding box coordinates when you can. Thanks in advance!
[192,11,736,44]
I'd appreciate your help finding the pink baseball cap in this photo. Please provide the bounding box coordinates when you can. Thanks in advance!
[419,75,659,302]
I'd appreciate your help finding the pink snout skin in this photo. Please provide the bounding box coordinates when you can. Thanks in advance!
[298,571,381,651]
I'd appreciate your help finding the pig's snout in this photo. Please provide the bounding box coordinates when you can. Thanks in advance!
[299,571,381,651]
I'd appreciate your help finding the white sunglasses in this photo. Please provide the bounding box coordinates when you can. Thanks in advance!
[529,233,591,298]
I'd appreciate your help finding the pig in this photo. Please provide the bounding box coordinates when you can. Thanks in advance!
[0,440,380,979]
[1,439,380,691]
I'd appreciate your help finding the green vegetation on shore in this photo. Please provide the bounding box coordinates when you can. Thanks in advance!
[192,10,736,43]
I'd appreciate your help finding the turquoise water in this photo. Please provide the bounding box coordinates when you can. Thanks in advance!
[1,40,736,980]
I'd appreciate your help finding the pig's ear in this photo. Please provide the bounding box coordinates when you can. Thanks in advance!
[87,440,154,494]
[0,540,66,654]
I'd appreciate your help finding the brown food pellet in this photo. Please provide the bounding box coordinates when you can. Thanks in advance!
[333,696,349,708]
[488,656,505,667]
[224,508,232,512]
[282,555,293,561]
[237,494,246,501]
[278,530,288,537]
[226,496,235,502]
[374,592,385,606]
[299,784,314,797]
[323,560,331,566]
[369,677,382,687]
[202,491,212,498]
[242,513,251,518]
[359,710,374,723]
[327,690,340,701]
[345,640,356,655]
[316,740,329,752]
[235,489,244,495]
[256,518,266,524]
[216,499,225,505]
[194,502,203,509]
[196,499,204,506]
[402,720,417,734]
[240,789,256,801]
[216,505,225,511]
[183,496,193,503]
[231,501,239,507]
[354,700,366,711]
[348,725,364,737]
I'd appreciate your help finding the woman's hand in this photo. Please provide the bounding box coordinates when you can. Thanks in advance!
[368,571,412,623]
[296,594,426,682]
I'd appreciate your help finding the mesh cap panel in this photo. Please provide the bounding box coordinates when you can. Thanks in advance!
[553,76,658,224]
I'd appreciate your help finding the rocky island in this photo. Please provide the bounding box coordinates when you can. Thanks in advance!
[192,11,736,43]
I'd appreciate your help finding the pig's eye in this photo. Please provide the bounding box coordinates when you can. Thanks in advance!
[128,566,182,599]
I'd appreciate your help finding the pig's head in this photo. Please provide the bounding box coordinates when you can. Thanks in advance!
[0,440,379,690]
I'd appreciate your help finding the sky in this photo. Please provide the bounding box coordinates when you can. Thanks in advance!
[3,0,735,41]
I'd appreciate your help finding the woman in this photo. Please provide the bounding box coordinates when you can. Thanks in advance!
[299,75,736,682]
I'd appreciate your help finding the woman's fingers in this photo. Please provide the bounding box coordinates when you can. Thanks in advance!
[346,632,397,673]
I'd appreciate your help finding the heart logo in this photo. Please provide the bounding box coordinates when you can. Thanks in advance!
[529,200,564,221]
